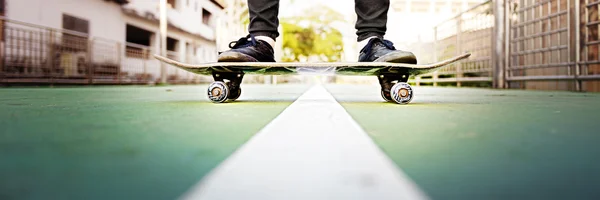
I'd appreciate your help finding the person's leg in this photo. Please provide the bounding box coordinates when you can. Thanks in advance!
[354,0,416,64]
[248,0,280,40]
[218,0,279,62]
[354,0,389,41]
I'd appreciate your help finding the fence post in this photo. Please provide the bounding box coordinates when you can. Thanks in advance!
[48,30,55,85]
[493,0,506,89]
[415,76,421,86]
[433,26,438,87]
[27,31,32,74]
[456,14,462,87]
[575,0,582,91]
[160,0,168,84]
[504,0,511,89]
[116,42,122,84]
[143,48,148,83]
[0,36,4,83]
[0,18,4,83]
[87,38,93,84]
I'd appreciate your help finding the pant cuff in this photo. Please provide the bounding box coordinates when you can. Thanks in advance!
[357,32,384,42]
[250,31,279,41]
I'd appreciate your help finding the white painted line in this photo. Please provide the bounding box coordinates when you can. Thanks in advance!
[181,85,428,200]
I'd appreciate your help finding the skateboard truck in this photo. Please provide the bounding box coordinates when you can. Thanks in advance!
[378,73,412,104]
[208,72,244,103]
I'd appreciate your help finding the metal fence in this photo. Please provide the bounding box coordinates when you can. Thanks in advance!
[412,0,600,92]
[579,0,600,91]
[508,0,575,90]
[0,17,206,85]
[4,1,600,90]
[411,1,495,87]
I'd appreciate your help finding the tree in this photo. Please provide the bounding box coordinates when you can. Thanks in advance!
[280,6,345,62]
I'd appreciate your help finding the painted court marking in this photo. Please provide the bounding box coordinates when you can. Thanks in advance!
[181,85,428,200]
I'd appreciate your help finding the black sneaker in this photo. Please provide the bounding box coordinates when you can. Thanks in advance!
[218,35,275,62]
[358,37,417,64]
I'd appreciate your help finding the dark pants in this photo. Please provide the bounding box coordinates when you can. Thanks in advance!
[248,0,389,41]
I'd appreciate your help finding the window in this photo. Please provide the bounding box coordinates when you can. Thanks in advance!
[435,2,447,13]
[62,14,89,52]
[186,43,192,54]
[166,37,179,60]
[202,9,212,26]
[0,0,5,15]
[410,1,430,13]
[63,14,89,34]
[167,37,178,51]
[167,0,176,9]
[126,24,154,59]
[451,2,463,13]
[1,0,5,42]
[391,0,404,12]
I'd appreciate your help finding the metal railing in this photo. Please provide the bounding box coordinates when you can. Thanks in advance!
[507,0,577,90]
[0,16,205,85]
[505,0,600,91]
[4,1,600,90]
[412,0,600,91]
[411,1,494,87]
[578,0,600,91]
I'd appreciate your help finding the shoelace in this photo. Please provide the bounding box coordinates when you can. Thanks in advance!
[228,35,258,49]
[360,38,396,55]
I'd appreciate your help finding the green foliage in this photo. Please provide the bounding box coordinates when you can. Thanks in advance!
[280,6,345,62]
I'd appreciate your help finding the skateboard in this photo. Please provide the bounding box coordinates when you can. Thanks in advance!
[154,53,471,104]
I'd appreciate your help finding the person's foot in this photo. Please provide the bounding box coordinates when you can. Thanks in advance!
[218,35,275,62]
[358,37,417,64]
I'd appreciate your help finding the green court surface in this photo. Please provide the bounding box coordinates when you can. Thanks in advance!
[0,85,308,200]
[2,84,600,200]
[326,85,600,200]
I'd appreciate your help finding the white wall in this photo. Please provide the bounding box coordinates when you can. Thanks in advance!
[124,0,223,42]
[6,0,126,42]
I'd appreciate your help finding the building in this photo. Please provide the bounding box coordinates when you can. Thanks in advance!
[1,0,225,84]
[122,0,225,82]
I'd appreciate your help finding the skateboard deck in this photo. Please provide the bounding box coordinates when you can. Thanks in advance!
[154,53,471,104]
[154,53,470,76]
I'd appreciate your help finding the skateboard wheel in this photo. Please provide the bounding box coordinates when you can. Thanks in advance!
[390,82,413,104]
[228,88,242,101]
[207,81,229,103]
[380,90,394,102]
